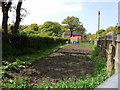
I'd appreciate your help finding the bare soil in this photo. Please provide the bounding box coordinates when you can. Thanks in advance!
[13,44,94,86]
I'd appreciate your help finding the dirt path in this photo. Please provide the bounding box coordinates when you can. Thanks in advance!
[13,44,94,86]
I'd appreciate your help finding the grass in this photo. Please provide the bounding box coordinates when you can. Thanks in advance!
[3,43,68,64]
[2,43,69,88]
[2,43,114,89]
[16,43,68,63]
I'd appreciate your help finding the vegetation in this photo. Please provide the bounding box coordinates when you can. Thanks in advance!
[1,1,12,34]
[33,44,112,88]
[62,16,86,37]
[2,34,68,59]
[1,0,25,35]
[2,40,68,88]
[2,42,113,89]
[39,21,62,37]
[95,26,118,38]
[85,33,96,41]
[1,0,116,89]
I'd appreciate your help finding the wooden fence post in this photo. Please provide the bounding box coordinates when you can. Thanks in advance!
[107,44,114,73]
[114,34,120,73]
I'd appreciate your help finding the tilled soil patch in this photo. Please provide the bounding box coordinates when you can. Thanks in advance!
[13,44,94,86]
[57,44,92,54]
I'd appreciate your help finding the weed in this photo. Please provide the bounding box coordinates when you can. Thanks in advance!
[2,77,33,88]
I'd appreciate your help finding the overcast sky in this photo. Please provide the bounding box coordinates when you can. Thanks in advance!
[0,0,119,33]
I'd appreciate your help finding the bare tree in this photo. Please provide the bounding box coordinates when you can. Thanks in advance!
[12,0,22,35]
[2,0,12,34]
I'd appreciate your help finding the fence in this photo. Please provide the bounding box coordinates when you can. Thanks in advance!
[96,34,120,73]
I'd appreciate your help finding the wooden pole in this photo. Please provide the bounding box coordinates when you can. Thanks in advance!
[98,11,100,38]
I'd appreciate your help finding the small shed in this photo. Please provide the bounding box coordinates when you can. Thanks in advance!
[64,30,83,40]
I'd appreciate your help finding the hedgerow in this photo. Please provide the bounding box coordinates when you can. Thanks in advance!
[2,33,68,57]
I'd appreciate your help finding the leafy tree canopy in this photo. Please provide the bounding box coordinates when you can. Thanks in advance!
[30,23,38,31]
[62,16,82,31]
[40,21,62,36]
[62,16,86,36]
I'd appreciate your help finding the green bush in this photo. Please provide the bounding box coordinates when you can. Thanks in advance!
[2,34,68,57]
[92,45,99,56]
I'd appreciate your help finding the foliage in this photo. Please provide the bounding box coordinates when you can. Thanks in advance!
[62,16,81,31]
[20,29,36,36]
[2,43,68,88]
[74,26,86,35]
[1,59,32,88]
[2,77,33,88]
[92,45,99,56]
[18,44,68,64]
[106,26,117,33]
[95,29,105,38]
[1,60,31,78]
[40,21,62,36]
[86,33,96,41]
[2,42,113,89]
[19,25,28,31]
[31,30,50,37]
[60,25,68,36]
[95,26,118,38]
[114,27,120,34]
[62,16,85,36]
[2,33,68,58]
[30,23,38,31]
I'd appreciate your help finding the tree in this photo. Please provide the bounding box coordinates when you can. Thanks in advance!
[74,26,86,35]
[1,0,12,34]
[95,29,105,38]
[62,16,83,37]
[30,23,38,31]
[40,21,62,36]
[19,25,28,31]
[106,26,117,33]
[86,33,96,41]
[12,0,23,35]
[1,0,27,35]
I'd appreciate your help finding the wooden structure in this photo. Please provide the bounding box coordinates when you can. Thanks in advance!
[64,30,82,40]
[97,34,120,73]
[70,37,79,44]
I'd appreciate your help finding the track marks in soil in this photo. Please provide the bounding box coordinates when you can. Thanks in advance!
[13,44,94,86]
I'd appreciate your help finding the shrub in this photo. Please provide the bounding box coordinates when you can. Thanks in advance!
[2,34,68,57]
[2,77,33,88]
[92,45,99,57]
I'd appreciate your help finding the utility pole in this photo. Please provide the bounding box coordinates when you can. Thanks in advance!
[116,1,120,28]
[98,11,100,38]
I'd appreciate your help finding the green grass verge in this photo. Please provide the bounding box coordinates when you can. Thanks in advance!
[3,43,68,64]
[16,43,68,63]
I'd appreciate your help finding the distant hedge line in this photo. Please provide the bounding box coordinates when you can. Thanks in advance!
[2,33,68,56]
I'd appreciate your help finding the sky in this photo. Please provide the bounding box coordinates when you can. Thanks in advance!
[0,0,119,34]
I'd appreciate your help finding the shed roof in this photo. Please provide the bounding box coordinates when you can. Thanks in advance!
[65,30,82,36]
